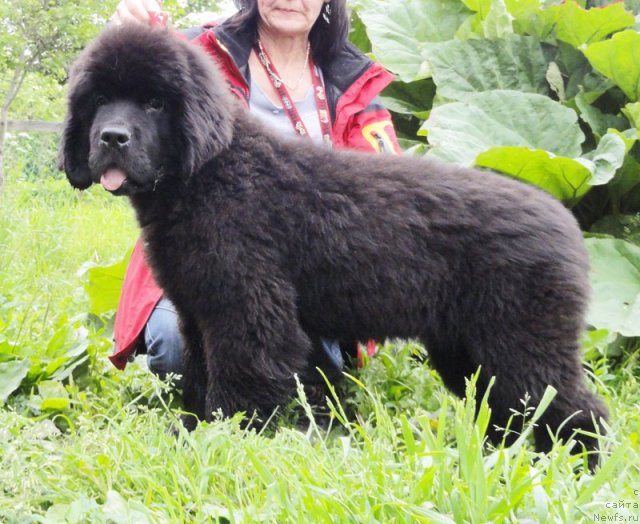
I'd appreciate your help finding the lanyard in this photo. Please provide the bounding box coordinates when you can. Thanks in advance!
[253,43,334,145]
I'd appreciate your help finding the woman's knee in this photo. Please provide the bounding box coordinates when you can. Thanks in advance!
[144,298,184,379]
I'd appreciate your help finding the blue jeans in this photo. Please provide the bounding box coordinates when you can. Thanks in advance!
[143,297,344,382]
[144,298,184,380]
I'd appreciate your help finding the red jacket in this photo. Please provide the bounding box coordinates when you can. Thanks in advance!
[110,22,400,369]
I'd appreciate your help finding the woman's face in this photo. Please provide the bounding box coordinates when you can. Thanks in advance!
[257,0,328,38]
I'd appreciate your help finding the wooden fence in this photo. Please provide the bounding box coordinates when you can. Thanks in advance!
[7,120,63,133]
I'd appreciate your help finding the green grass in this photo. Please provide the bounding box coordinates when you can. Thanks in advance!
[1,168,639,523]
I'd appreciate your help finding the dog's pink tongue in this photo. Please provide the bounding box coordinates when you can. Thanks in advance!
[100,169,126,191]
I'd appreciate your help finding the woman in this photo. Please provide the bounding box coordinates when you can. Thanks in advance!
[109,0,400,383]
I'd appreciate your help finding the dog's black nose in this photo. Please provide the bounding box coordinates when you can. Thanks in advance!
[100,126,131,149]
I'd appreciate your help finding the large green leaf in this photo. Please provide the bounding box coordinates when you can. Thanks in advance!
[585,238,640,337]
[475,147,592,202]
[37,381,71,411]
[625,0,640,15]
[583,30,640,102]
[357,0,473,82]
[605,130,640,201]
[471,133,624,202]
[461,0,490,14]
[622,102,640,129]
[581,132,627,186]
[422,90,584,165]
[591,215,640,245]
[0,359,31,403]
[18,322,90,387]
[424,35,548,101]
[81,250,132,316]
[548,1,634,48]
[349,10,371,53]
[559,43,614,102]
[458,0,513,39]
[610,155,640,202]
[505,0,556,38]
[44,324,90,382]
[575,91,628,139]
[480,0,513,38]
[381,78,436,118]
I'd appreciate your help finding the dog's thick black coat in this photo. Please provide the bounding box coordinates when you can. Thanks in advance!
[61,26,607,464]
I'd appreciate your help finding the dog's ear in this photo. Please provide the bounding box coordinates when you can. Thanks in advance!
[58,111,93,190]
[58,65,93,190]
[178,42,235,176]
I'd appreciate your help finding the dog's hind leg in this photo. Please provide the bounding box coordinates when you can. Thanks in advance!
[423,291,606,469]
[424,337,479,399]
[533,380,607,470]
[462,328,607,469]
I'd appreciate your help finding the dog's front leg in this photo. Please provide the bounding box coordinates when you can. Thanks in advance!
[178,315,208,431]
[195,275,313,427]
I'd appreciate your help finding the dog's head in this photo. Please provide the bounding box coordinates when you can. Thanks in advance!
[59,25,234,195]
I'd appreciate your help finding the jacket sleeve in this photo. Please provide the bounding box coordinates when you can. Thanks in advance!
[110,239,164,369]
[341,97,401,155]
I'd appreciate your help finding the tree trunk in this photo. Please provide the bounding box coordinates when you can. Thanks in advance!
[0,58,28,193]
[0,106,9,193]
[0,121,5,193]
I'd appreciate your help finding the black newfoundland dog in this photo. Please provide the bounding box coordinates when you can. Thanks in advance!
[60,25,606,465]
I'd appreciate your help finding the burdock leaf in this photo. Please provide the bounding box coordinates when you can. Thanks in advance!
[0,359,31,403]
[422,90,584,165]
[423,35,549,101]
[81,249,132,316]
[549,1,634,48]
[583,31,640,102]
[585,238,640,337]
[357,0,473,82]
[581,132,627,186]
[622,102,640,129]
[475,147,592,203]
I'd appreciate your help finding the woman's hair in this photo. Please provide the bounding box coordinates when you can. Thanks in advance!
[226,0,349,67]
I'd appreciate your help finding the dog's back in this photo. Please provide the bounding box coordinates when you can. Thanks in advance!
[199,111,589,343]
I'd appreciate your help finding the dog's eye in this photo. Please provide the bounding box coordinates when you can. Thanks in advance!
[146,98,165,112]
[94,94,108,107]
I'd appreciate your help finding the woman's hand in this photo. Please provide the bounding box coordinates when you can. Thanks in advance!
[111,0,164,26]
